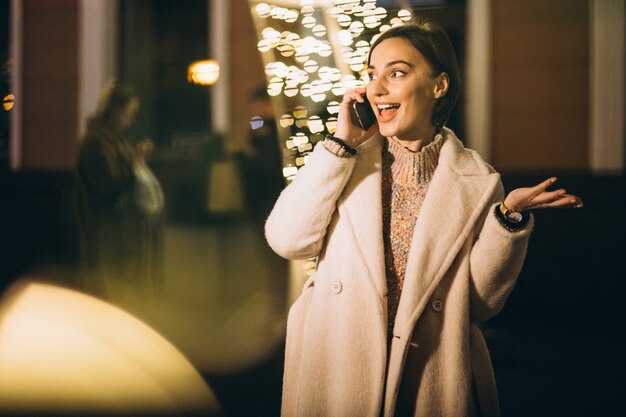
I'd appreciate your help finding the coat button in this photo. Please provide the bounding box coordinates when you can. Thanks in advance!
[331,281,343,294]
[431,298,444,312]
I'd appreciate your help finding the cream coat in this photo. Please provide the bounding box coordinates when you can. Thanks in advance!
[265,129,533,417]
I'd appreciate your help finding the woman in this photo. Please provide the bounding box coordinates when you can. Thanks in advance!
[265,21,582,417]
[77,80,163,300]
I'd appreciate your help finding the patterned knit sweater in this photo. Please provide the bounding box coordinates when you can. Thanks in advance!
[382,134,443,339]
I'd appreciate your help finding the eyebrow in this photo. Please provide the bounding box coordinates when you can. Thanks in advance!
[367,60,414,70]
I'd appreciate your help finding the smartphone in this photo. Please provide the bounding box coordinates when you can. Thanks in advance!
[352,94,376,130]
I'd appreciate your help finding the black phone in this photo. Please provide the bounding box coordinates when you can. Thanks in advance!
[353,95,376,130]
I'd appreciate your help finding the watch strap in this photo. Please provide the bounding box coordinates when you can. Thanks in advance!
[495,203,529,232]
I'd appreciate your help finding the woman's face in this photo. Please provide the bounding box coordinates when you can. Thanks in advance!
[366,37,443,142]
[116,98,139,130]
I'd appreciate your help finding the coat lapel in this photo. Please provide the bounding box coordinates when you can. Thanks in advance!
[338,135,387,298]
[393,133,500,338]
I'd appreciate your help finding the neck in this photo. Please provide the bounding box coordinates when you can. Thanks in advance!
[393,125,437,152]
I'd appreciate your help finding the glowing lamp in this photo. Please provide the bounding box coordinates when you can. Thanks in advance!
[2,93,15,111]
[188,60,220,86]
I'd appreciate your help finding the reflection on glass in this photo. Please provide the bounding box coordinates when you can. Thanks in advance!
[76,80,164,303]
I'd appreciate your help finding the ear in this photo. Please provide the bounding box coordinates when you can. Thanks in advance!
[433,72,449,99]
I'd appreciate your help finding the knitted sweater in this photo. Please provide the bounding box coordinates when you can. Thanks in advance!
[382,134,443,338]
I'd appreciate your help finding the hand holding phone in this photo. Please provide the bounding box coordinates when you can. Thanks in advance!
[352,95,376,130]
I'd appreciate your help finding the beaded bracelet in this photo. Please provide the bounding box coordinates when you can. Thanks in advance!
[323,135,357,158]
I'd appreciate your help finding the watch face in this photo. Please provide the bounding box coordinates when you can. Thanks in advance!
[507,211,523,223]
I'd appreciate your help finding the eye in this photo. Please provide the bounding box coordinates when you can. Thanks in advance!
[367,72,377,81]
[390,69,406,78]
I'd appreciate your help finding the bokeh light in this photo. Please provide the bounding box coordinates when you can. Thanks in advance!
[252,0,404,177]
[2,94,15,111]
[187,60,220,86]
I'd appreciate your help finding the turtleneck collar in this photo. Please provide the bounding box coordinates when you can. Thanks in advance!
[383,133,443,186]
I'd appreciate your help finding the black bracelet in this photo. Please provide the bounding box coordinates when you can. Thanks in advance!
[325,135,357,156]
[494,204,529,232]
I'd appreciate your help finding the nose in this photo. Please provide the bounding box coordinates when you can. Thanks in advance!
[367,76,387,99]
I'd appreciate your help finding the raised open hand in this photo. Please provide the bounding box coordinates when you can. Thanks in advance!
[504,177,583,212]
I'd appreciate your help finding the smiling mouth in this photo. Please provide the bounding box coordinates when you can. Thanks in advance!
[377,103,400,122]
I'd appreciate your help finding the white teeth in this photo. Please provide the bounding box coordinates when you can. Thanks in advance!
[377,104,400,110]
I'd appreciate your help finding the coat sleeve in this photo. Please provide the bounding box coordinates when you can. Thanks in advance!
[264,143,356,260]
[468,184,534,323]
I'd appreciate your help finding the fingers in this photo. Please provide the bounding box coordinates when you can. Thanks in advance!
[529,177,558,197]
[528,188,567,206]
[571,197,584,208]
[335,87,374,143]
[342,87,367,105]
[530,194,584,209]
[527,177,584,210]
[508,177,583,211]
[556,194,584,208]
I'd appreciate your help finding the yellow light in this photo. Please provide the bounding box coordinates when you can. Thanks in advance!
[302,15,316,28]
[349,20,364,36]
[329,6,343,18]
[284,9,300,23]
[337,14,352,28]
[308,116,324,134]
[251,0,400,177]
[339,29,354,46]
[304,60,319,73]
[356,40,370,52]
[390,17,404,27]
[301,5,314,16]
[293,132,309,146]
[2,94,15,111]
[318,42,333,57]
[284,85,299,97]
[282,166,298,179]
[295,117,309,128]
[270,6,286,19]
[398,9,412,21]
[257,38,272,51]
[256,2,271,18]
[267,76,284,96]
[312,24,327,37]
[300,83,312,97]
[280,113,295,127]
[326,101,340,114]
[295,49,311,63]
[187,60,220,86]
[326,116,338,133]
[0,280,220,415]
[293,105,308,119]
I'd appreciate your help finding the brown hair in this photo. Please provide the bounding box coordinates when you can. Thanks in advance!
[94,79,137,122]
[369,20,460,131]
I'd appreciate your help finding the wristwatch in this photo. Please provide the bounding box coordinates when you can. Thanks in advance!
[499,202,523,224]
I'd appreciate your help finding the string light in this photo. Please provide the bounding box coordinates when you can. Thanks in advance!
[252,0,406,178]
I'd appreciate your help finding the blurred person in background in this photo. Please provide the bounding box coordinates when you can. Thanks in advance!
[235,85,289,316]
[76,80,163,301]
[265,20,582,417]
[237,85,285,227]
